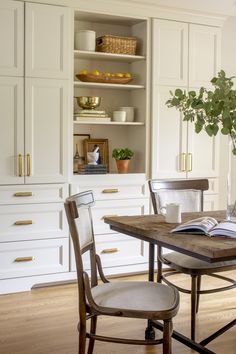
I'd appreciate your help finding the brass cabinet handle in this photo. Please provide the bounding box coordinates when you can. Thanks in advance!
[102,188,119,193]
[101,214,118,220]
[18,154,23,177]
[26,154,31,176]
[101,248,119,254]
[14,220,33,225]
[14,192,33,197]
[14,256,34,262]
[186,153,192,172]
[180,153,186,172]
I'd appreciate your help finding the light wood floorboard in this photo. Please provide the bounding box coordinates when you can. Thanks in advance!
[0,271,235,354]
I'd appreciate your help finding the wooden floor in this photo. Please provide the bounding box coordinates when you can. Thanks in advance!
[0,272,235,354]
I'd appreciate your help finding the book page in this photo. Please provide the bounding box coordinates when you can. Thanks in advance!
[209,221,236,238]
[171,217,218,235]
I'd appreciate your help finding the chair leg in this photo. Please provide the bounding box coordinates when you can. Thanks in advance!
[163,319,173,354]
[196,275,201,314]
[191,275,197,341]
[157,247,163,283]
[87,316,97,354]
[78,321,87,354]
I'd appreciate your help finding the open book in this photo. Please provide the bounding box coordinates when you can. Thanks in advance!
[171,216,236,238]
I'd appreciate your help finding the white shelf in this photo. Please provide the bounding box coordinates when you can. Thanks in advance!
[74,50,146,62]
[74,81,145,90]
[73,121,144,126]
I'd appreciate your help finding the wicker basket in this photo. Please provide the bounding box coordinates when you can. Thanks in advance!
[96,35,137,55]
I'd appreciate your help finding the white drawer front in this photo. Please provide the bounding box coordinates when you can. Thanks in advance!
[70,233,148,272]
[0,238,69,279]
[70,183,147,200]
[0,203,68,242]
[92,198,149,235]
[0,184,68,205]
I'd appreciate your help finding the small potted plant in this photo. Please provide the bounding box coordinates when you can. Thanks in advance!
[112,148,134,173]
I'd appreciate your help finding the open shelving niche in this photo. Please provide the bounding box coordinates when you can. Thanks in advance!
[73,10,150,175]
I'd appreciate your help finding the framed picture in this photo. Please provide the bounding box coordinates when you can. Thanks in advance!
[84,138,109,170]
[73,134,90,163]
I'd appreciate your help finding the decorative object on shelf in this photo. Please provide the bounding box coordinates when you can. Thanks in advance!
[113,110,126,122]
[77,164,107,175]
[84,138,109,171]
[118,106,135,122]
[73,133,90,172]
[166,70,236,220]
[76,71,132,84]
[112,147,134,174]
[74,30,96,51]
[87,145,100,165]
[96,35,137,55]
[76,96,101,109]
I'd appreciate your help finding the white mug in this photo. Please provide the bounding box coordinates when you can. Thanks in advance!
[161,203,181,223]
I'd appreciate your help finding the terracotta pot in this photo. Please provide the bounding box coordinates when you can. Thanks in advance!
[115,159,130,173]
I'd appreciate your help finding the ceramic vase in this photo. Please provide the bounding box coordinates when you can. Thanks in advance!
[226,136,236,221]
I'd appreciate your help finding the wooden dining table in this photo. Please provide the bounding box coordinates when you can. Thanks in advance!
[104,210,236,354]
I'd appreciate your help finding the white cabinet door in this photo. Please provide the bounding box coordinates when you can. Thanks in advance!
[151,85,187,178]
[25,78,69,183]
[0,0,23,76]
[0,77,24,185]
[189,24,221,88]
[25,3,70,79]
[187,121,220,178]
[152,19,188,87]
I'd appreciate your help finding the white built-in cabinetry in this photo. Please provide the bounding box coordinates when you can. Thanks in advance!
[151,19,221,210]
[0,0,70,294]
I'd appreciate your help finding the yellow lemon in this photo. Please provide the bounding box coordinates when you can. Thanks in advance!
[92,70,100,76]
[79,70,88,75]
[115,73,124,77]
[111,73,115,77]
[124,73,132,78]
[103,72,111,77]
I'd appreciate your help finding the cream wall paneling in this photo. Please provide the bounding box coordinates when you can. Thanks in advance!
[151,18,221,180]
[0,0,24,76]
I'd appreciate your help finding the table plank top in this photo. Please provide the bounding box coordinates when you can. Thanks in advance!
[104,211,236,263]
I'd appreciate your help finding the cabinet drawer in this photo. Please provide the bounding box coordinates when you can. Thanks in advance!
[70,233,148,272]
[70,175,148,200]
[0,184,68,205]
[91,198,149,235]
[0,238,69,279]
[0,203,68,242]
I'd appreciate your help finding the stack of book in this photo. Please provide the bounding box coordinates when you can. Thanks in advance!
[77,164,107,174]
[74,109,111,122]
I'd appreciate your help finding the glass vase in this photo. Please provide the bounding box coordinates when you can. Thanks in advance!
[226,136,236,221]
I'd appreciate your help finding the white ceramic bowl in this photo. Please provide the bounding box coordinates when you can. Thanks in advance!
[113,111,126,122]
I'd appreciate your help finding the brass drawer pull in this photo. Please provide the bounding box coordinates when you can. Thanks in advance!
[18,154,23,177]
[14,192,33,197]
[102,188,119,193]
[14,256,34,262]
[186,153,192,172]
[14,220,33,225]
[26,154,31,176]
[101,214,118,220]
[180,153,186,172]
[101,248,119,254]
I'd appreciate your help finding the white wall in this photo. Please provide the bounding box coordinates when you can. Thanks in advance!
[219,17,236,208]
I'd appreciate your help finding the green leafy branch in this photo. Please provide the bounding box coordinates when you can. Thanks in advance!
[166,70,236,155]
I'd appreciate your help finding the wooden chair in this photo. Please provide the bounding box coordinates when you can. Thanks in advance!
[64,190,179,354]
[148,179,236,340]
